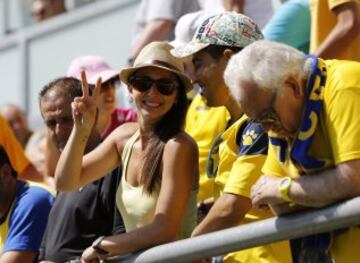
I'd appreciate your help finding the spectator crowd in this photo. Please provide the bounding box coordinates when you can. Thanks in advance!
[1,0,360,262]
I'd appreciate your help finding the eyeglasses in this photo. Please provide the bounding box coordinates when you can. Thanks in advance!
[250,88,280,126]
[128,75,179,96]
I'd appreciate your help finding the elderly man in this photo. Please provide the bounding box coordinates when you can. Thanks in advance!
[224,40,360,262]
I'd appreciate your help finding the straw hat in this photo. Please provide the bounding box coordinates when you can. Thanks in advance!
[120,42,192,92]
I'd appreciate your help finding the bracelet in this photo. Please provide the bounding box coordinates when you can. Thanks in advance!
[92,235,109,255]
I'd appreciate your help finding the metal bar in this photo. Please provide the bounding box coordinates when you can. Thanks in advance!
[112,197,360,263]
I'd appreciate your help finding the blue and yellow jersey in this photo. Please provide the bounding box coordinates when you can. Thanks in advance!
[264,59,360,176]
[0,181,54,253]
[0,115,55,253]
[263,59,360,263]
[213,115,291,263]
[185,94,230,201]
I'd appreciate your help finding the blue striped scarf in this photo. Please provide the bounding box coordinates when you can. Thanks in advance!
[270,56,333,262]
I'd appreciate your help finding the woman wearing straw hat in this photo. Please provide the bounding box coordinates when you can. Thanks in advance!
[54,42,198,261]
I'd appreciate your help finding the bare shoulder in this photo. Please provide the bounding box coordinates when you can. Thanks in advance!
[106,122,139,148]
[163,132,199,188]
[164,131,198,155]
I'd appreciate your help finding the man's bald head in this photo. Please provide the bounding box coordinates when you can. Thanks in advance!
[0,104,31,147]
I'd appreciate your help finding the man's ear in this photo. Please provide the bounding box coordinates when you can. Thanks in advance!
[284,76,305,99]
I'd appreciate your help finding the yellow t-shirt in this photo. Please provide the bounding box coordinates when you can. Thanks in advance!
[215,115,291,263]
[310,0,360,60]
[185,94,230,201]
[263,59,360,263]
[0,115,29,175]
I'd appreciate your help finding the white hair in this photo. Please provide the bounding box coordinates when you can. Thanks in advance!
[224,40,312,101]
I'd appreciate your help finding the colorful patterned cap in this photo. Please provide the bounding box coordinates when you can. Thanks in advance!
[171,12,264,58]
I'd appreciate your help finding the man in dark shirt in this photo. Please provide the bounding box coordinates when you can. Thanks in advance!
[38,77,124,263]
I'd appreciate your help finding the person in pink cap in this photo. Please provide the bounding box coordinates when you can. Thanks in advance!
[67,55,137,139]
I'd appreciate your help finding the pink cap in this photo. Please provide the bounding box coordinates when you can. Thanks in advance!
[66,55,119,85]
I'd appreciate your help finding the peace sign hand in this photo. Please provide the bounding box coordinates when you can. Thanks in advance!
[71,71,102,133]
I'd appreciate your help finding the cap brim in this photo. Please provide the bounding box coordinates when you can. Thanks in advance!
[88,69,119,85]
[169,39,184,49]
[171,42,210,58]
[120,65,193,92]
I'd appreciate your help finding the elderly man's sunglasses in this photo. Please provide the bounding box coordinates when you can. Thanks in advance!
[128,75,179,96]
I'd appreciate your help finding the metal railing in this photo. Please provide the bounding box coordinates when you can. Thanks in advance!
[111,197,360,262]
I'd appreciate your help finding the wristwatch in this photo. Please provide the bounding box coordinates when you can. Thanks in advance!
[278,177,293,203]
[92,235,109,255]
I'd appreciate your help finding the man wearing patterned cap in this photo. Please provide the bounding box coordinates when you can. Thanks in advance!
[172,12,291,262]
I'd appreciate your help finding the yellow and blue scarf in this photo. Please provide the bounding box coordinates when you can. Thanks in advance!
[270,55,328,173]
[271,56,333,262]
[291,55,327,172]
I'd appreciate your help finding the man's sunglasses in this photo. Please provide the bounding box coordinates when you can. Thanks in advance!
[128,75,179,96]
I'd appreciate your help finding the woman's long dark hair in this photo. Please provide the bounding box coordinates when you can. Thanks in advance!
[140,76,188,194]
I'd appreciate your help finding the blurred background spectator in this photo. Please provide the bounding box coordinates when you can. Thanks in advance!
[0,104,47,179]
[32,0,66,23]
[0,104,35,149]
[66,55,137,139]
[128,0,200,64]
[309,0,360,60]
[199,0,275,29]
[263,0,311,53]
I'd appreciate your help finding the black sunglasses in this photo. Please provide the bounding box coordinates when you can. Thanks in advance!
[128,75,179,96]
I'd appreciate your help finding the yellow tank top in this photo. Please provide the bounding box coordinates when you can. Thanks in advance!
[116,130,197,239]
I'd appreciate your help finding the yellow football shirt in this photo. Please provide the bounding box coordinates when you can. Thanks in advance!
[215,115,291,263]
[310,0,360,60]
[263,59,360,263]
[185,94,230,201]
